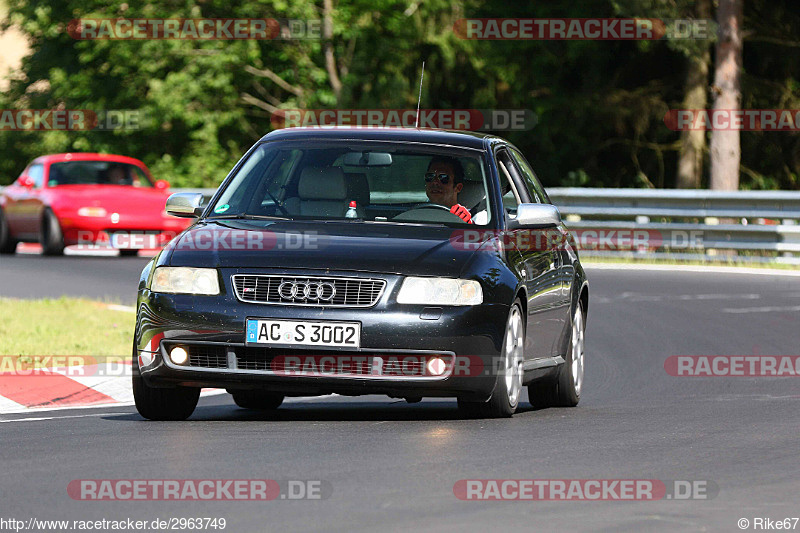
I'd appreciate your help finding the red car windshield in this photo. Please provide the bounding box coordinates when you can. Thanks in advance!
[48,161,152,187]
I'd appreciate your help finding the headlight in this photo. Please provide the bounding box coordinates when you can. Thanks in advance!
[397,277,483,306]
[77,207,107,217]
[150,267,220,295]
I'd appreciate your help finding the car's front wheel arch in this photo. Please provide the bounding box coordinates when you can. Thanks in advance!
[458,297,525,418]
[513,285,528,321]
[578,282,589,323]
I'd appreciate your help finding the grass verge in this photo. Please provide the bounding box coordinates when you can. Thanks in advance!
[0,297,135,357]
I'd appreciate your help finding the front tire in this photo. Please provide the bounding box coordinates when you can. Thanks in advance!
[232,391,284,410]
[458,300,524,418]
[132,347,200,421]
[0,208,17,254]
[40,208,65,256]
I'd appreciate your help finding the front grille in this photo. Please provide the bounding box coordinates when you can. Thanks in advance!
[235,347,277,371]
[173,344,228,369]
[232,275,386,307]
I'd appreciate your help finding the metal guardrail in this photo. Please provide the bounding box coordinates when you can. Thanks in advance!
[547,188,800,220]
[547,188,800,264]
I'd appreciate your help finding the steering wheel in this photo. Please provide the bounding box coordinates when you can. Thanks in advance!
[411,203,453,212]
[393,202,464,223]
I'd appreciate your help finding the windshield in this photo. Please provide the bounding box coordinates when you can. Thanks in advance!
[208,141,493,226]
[48,161,153,187]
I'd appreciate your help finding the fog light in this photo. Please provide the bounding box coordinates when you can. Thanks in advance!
[427,357,447,376]
[170,346,189,365]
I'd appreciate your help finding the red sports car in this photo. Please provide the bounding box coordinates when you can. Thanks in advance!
[0,153,191,256]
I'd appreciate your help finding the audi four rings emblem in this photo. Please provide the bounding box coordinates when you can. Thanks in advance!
[278,281,337,301]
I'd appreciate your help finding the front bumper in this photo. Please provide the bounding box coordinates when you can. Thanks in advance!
[135,269,509,400]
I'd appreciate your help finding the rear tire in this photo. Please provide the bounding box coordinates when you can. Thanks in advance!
[40,208,65,256]
[232,391,284,410]
[132,347,200,421]
[0,208,17,254]
[458,300,524,419]
[528,301,585,408]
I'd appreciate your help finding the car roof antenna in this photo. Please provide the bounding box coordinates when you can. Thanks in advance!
[415,61,425,129]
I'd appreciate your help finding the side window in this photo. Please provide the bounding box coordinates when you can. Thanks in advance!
[495,149,524,217]
[27,164,45,188]
[509,148,549,204]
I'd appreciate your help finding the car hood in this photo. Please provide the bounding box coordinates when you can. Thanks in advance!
[166,220,490,277]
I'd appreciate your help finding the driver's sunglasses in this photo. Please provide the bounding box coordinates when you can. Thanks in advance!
[424,172,451,184]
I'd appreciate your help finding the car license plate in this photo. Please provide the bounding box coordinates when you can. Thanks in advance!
[246,319,360,348]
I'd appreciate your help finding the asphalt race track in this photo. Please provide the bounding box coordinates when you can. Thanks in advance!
[1,254,799,532]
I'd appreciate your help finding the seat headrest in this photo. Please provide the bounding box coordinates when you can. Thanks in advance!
[298,167,348,200]
[458,180,485,210]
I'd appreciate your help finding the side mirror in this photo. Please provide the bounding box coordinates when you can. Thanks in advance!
[507,203,561,230]
[166,192,204,218]
[154,179,169,190]
[19,175,34,189]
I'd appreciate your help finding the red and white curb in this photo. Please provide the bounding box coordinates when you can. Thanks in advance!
[0,360,222,414]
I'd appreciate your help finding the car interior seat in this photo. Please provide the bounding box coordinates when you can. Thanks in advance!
[459,180,486,213]
[284,167,365,218]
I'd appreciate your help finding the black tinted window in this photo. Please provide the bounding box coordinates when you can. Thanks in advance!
[509,148,549,204]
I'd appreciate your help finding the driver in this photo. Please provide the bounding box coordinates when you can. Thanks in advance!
[106,164,127,185]
[424,156,473,224]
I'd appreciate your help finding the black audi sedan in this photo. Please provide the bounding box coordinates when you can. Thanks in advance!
[132,127,588,420]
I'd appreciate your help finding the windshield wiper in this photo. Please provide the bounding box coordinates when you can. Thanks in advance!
[208,213,291,221]
[363,219,447,227]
